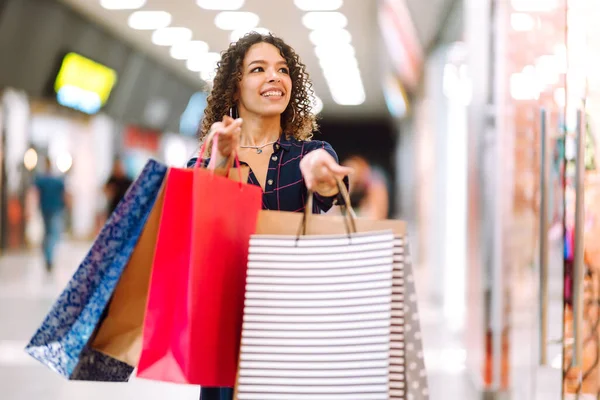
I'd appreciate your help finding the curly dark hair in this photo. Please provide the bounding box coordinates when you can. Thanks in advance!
[198,32,318,143]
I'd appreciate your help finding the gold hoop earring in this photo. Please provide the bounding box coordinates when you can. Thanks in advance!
[290,107,296,123]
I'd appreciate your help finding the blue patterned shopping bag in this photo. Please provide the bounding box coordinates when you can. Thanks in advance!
[25,159,167,380]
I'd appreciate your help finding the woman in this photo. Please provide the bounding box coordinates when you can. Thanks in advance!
[189,33,353,399]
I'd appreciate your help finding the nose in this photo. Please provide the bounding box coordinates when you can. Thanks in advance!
[267,69,281,83]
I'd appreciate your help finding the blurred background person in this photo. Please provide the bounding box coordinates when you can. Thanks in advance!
[31,157,68,273]
[103,158,133,217]
[342,155,389,220]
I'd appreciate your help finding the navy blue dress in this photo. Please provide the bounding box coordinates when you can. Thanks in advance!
[190,135,347,399]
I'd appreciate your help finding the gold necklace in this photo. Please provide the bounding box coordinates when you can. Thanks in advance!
[240,140,277,154]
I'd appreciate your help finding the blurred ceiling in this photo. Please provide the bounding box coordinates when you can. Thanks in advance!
[57,0,390,119]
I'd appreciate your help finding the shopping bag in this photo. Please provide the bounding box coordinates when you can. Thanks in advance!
[24,159,167,380]
[136,162,262,386]
[91,166,247,367]
[90,179,166,365]
[236,189,429,399]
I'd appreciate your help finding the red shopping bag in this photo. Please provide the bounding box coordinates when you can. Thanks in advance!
[136,163,262,386]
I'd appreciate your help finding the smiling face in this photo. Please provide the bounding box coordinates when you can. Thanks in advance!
[237,42,293,119]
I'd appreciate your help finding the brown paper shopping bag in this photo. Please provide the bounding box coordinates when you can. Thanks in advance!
[91,179,167,365]
[91,166,249,366]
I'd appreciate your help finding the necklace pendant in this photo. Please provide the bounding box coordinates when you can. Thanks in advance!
[256,148,263,154]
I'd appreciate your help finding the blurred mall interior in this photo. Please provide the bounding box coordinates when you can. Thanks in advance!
[1,0,600,398]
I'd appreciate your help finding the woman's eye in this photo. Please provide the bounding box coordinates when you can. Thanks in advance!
[251,67,264,73]
[279,68,289,74]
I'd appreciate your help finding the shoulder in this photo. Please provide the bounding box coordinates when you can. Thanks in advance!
[298,139,339,162]
[302,139,334,151]
[284,136,335,154]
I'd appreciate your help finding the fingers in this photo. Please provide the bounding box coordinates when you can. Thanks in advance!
[222,118,243,136]
[223,115,234,126]
[211,117,242,136]
[211,119,242,148]
[327,163,354,177]
[210,121,224,135]
[215,118,242,157]
[314,151,353,177]
[310,150,353,178]
[303,164,336,191]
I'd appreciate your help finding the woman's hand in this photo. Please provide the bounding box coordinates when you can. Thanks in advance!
[208,115,243,167]
[300,149,353,197]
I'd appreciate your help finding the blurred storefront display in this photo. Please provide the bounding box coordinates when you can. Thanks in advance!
[26,99,116,243]
[159,132,199,168]
[389,0,600,397]
[496,0,600,397]
[383,0,467,331]
[179,91,208,137]
[0,90,202,248]
[121,125,161,178]
[459,0,600,398]
[1,88,31,251]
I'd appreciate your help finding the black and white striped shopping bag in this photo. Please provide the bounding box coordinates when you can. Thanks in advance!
[235,230,409,400]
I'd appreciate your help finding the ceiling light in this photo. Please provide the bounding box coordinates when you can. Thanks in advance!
[152,27,193,46]
[319,55,358,70]
[128,11,171,30]
[187,52,221,72]
[230,27,270,42]
[331,87,366,105]
[187,59,207,72]
[197,0,245,10]
[309,28,352,46]
[322,65,362,83]
[200,70,216,82]
[294,0,343,11]
[100,0,146,10]
[214,11,259,30]
[511,0,558,12]
[302,12,348,30]
[170,40,209,60]
[322,67,366,105]
[510,13,535,31]
[314,43,355,60]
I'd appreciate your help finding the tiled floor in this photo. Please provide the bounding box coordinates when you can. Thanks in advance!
[0,241,201,400]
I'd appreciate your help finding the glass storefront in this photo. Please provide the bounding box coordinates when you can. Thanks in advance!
[479,0,600,397]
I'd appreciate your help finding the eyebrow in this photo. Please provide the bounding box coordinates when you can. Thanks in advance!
[248,60,288,67]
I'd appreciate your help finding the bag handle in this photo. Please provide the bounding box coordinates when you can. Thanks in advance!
[195,129,243,186]
[336,177,357,232]
[297,177,357,239]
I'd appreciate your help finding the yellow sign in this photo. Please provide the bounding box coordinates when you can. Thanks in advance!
[54,52,117,106]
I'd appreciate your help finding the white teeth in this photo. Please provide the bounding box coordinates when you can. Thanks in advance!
[262,91,283,97]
